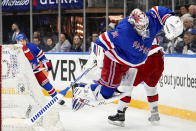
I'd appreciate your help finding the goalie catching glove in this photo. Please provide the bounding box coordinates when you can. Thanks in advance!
[163,16,183,40]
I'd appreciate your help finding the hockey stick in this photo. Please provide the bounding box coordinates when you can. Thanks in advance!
[94,91,131,106]
[29,63,97,124]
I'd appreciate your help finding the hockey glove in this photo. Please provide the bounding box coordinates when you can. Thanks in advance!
[43,60,52,71]
[163,16,183,40]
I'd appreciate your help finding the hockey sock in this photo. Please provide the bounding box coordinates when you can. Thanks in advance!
[144,83,158,111]
[42,82,57,98]
[117,96,131,112]
[35,71,57,98]
[147,94,158,111]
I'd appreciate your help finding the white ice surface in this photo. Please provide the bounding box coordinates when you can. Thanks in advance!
[59,101,196,131]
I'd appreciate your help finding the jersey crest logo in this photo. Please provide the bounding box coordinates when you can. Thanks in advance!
[111,30,118,38]
[143,48,147,54]
[136,42,140,49]
[132,41,150,54]
[139,44,144,51]
[132,41,138,47]
[143,48,150,54]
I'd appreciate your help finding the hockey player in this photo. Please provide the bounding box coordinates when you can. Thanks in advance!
[16,33,65,131]
[16,33,58,98]
[108,37,163,127]
[72,6,183,110]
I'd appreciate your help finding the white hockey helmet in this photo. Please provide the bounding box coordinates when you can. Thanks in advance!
[163,16,183,40]
[128,8,149,37]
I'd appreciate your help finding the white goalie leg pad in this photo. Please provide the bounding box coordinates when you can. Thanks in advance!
[83,42,103,81]
[118,68,137,93]
[84,48,97,70]
[87,42,104,69]
[95,44,104,70]
[116,68,137,112]
[75,83,103,102]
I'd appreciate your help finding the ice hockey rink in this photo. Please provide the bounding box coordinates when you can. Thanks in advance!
[59,102,196,131]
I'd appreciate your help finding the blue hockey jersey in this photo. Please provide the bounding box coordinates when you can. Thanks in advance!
[26,43,47,72]
[96,6,174,67]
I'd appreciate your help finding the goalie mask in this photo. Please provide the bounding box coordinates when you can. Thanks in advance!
[128,9,149,37]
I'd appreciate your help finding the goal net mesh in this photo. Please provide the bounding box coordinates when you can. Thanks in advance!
[0,44,54,131]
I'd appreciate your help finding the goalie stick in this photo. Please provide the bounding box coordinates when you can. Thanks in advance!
[29,62,97,124]
[93,92,131,106]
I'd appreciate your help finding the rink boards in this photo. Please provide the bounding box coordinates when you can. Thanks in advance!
[44,53,196,122]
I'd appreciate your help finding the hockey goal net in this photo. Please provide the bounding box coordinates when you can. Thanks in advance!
[0,44,64,131]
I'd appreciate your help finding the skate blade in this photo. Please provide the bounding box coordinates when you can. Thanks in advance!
[108,119,125,127]
[150,120,160,126]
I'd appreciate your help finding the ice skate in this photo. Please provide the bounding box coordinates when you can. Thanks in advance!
[148,106,160,123]
[108,107,127,127]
